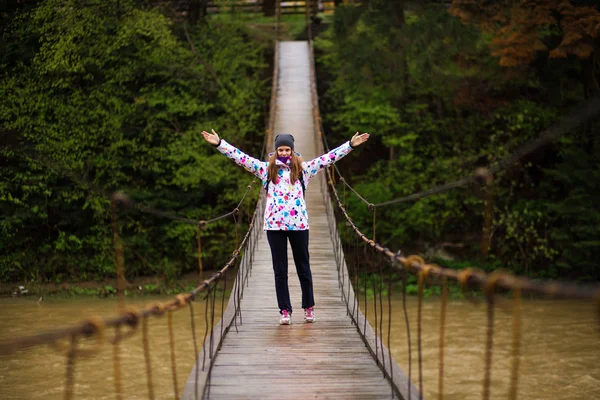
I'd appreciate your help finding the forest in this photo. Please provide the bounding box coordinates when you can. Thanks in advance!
[1,0,599,288]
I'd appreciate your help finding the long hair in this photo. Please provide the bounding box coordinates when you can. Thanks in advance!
[268,152,303,185]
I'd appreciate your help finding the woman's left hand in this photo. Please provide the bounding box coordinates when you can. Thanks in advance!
[351,132,370,147]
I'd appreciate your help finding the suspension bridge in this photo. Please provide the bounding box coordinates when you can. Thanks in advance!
[1,3,600,400]
[180,40,416,400]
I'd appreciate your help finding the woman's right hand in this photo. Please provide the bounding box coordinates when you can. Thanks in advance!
[201,129,221,146]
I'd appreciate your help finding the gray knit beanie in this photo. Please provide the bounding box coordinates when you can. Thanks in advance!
[274,134,295,150]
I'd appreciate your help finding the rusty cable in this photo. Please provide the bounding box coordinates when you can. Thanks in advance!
[142,317,155,400]
[363,248,368,335]
[387,265,394,398]
[113,325,123,400]
[196,224,204,283]
[379,260,386,375]
[110,193,127,310]
[372,266,379,365]
[508,285,522,400]
[340,236,345,299]
[233,265,240,334]
[109,308,141,346]
[401,264,413,400]
[338,173,371,206]
[0,195,265,357]
[418,265,433,399]
[324,165,600,300]
[372,206,377,243]
[482,273,503,400]
[313,95,600,214]
[188,301,199,400]
[167,310,179,399]
[64,334,77,400]
[132,178,256,227]
[220,272,227,349]
[202,290,209,372]
[209,284,217,360]
[438,277,448,400]
[352,235,359,323]
[49,317,106,358]
[233,210,239,250]
[356,242,361,324]
[237,256,244,325]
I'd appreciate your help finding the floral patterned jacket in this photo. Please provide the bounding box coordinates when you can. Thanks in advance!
[216,139,353,230]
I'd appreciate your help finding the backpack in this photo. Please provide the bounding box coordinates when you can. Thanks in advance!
[264,172,306,197]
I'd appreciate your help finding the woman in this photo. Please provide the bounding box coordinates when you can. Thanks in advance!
[202,129,370,324]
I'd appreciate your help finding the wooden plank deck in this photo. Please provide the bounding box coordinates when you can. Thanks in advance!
[182,41,416,399]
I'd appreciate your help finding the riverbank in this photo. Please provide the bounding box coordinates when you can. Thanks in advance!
[0,272,228,298]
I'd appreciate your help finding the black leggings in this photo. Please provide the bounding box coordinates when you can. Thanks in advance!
[266,230,314,314]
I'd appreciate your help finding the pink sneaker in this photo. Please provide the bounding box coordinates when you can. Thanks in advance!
[279,310,291,325]
[304,307,315,323]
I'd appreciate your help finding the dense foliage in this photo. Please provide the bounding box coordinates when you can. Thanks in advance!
[316,0,600,280]
[1,0,269,283]
[2,0,599,285]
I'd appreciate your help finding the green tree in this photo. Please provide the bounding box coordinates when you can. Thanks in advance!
[0,0,269,283]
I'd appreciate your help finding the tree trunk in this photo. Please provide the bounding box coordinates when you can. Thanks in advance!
[581,48,600,100]
[480,173,494,258]
[390,0,405,27]
[189,0,208,25]
[263,0,276,17]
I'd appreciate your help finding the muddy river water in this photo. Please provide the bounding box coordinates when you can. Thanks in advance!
[0,295,598,399]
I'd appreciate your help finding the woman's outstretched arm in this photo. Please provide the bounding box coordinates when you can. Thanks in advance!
[202,129,268,181]
[304,132,370,180]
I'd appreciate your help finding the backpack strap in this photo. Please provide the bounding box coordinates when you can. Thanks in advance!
[264,172,306,197]
[299,172,306,195]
